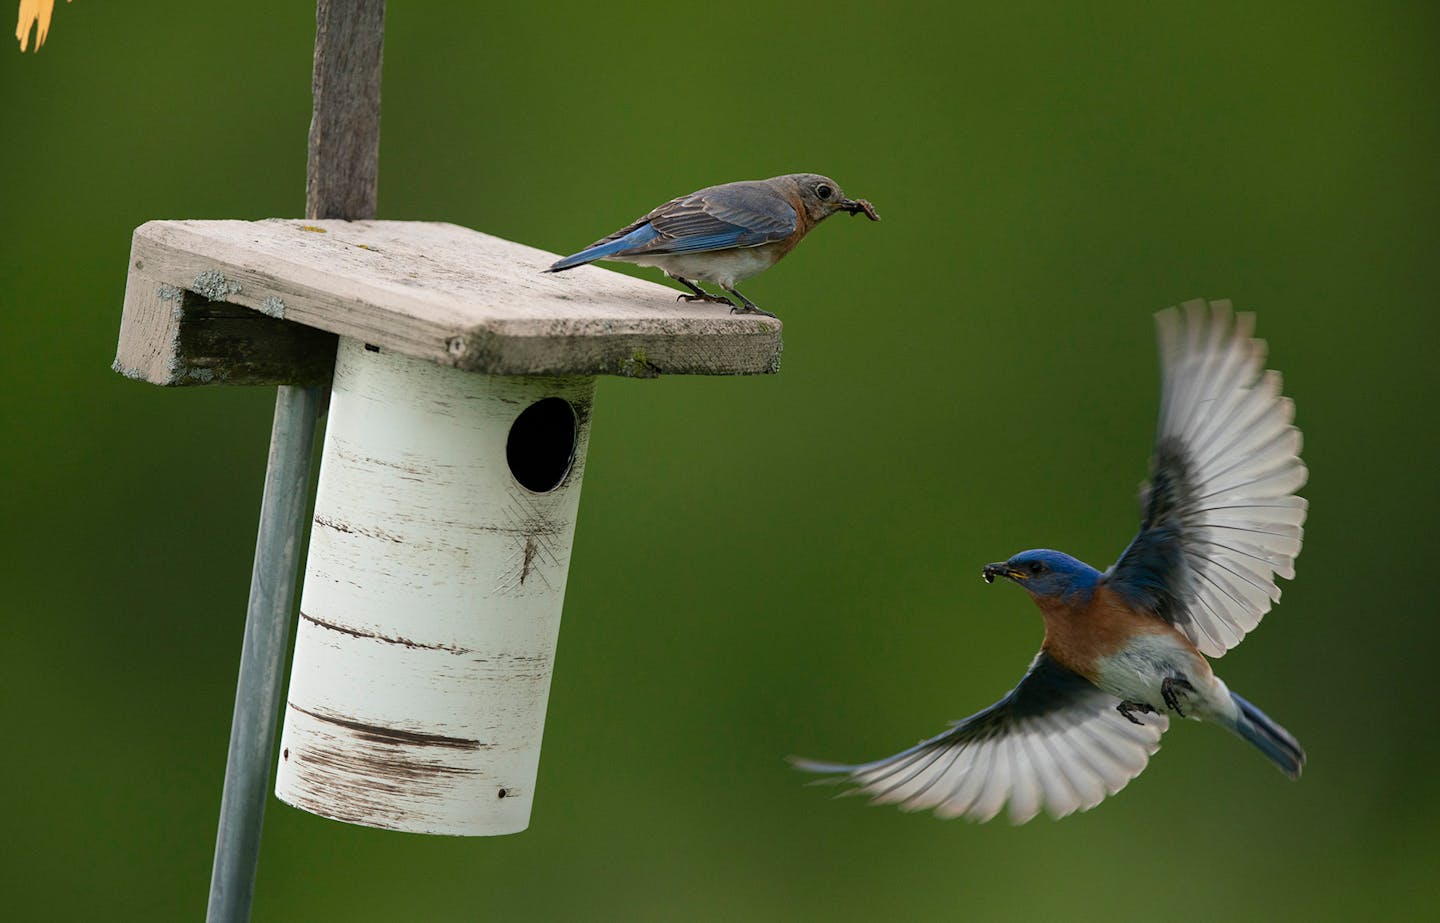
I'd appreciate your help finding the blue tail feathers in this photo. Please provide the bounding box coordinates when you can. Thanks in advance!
[1230,691,1305,779]
[545,223,661,273]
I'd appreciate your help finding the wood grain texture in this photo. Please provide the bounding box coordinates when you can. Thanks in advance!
[275,339,595,834]
[114,219,783,383]
[307,0,385,220]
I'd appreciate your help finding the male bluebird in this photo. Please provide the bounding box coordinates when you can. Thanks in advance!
[544,173,879,317]
[793,301,1308,823]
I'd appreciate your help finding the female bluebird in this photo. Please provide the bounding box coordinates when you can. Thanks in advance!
[544,173,879,317]
[793,301,1308,823]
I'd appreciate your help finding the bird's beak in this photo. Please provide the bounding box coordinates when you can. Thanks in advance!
[840,197,880,221]
[982,562,1022,584]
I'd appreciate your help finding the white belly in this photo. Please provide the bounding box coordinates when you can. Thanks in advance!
[626,246,781,288]
[1094,632,1229,720]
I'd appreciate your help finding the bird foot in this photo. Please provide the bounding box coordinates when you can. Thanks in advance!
[1162,677,1196,717]
[677,293,734,308]
[1117,701,1157,726]
[729,304,777,319]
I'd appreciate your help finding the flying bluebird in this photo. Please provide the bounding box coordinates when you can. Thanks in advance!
[543,173,879,318]
[792,300,1308,824]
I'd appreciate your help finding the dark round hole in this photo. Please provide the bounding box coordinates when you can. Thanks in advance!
[506,397,578,493]
[497,788,509,799]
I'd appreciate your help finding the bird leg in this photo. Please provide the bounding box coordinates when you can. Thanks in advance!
[723,286,777,319]
[671,276,734,308]
[1162,677,1196,717]
[1116,701,1157,725]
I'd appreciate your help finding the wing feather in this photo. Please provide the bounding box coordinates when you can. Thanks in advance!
[792,652,1167,823]
[1108,300,1308,656]
[587,181,798,257]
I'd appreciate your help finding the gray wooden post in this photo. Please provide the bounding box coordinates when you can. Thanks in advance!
[206,2,384,921]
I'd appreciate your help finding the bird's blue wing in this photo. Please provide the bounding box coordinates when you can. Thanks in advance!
[641,181,798,253]
[1108,301,1308,657]
[546,181,799,271]
[605,181,798,255]
[791,651,1166,824]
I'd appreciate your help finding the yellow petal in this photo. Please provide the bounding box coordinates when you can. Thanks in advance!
[16,0,69,53]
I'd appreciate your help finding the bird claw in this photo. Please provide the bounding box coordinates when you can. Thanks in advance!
[1117,701,1157,726]
[1162,677,1196,716]
[729,304,777,319]
[678,293,734,308]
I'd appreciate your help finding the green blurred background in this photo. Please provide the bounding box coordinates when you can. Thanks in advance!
[4,2,1437,920]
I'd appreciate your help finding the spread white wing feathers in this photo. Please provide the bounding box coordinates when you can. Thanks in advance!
[1111,300,1308,657]
[791,652,1167,824]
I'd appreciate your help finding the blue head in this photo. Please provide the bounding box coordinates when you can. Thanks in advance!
[982,549,1101,603]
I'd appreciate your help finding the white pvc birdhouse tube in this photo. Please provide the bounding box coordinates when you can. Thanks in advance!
[274,337,596,835]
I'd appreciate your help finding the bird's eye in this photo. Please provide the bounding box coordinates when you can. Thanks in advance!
[816,184,832,200]
[1029,561,1044,574]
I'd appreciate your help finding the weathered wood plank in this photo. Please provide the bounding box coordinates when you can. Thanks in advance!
[307,0,385,220]
[113,219,784,384]
[114,245,337,386]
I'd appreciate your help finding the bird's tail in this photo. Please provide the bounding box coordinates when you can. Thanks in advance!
[1227,691,1305,779]
[543,242,615,273]
[543,223,661,273]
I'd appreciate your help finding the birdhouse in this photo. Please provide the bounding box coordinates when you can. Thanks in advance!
[114,218,782,836]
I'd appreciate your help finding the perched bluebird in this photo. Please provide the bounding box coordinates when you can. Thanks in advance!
[793,301,1308,823]
[543,174,879,318]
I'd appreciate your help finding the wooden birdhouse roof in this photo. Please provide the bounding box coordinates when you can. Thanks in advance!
[115,219,784,385]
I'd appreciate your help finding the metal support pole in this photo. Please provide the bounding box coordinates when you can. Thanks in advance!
[205,2,384,918]
[206,385,324,923]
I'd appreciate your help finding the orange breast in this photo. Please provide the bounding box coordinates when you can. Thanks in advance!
[778,191,817,256]
[1038,585,1178,681]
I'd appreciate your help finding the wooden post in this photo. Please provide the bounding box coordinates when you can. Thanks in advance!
[307,0,385,221]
